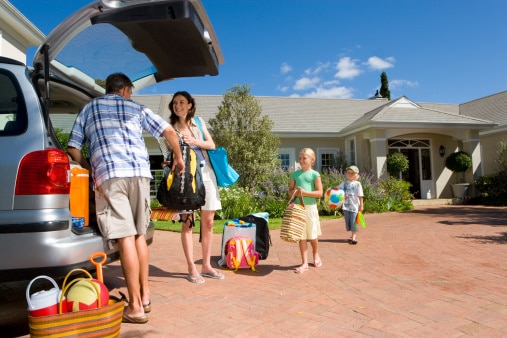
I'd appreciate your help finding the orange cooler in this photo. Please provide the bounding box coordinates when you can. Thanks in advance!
[70,167,89,226]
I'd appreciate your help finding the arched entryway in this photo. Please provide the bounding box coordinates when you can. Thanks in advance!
[388,139,433,199]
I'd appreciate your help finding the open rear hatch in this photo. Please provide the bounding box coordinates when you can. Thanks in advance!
[33,0,224,96]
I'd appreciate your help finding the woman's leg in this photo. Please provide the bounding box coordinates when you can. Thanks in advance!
[200,210,217,275]
[181,215,198,276]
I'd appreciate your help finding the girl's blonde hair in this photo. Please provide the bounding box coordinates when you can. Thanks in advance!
[300,148,316,160]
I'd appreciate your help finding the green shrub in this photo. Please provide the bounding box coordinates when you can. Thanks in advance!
[474,170,507,206]
[216,186,257,220]
[386,152,409,176]
[445,151,472,173]
[254,168,291,218]
[379,178,413,211]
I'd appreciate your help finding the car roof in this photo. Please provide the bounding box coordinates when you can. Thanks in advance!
[32,0,223,95]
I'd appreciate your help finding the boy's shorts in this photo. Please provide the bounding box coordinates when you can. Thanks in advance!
[344,210,359,232]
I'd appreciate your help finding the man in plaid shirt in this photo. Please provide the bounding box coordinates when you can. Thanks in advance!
[68,73,183,324]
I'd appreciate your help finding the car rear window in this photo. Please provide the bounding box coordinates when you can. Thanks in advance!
[0,70,27,136]
[54,24,154,85]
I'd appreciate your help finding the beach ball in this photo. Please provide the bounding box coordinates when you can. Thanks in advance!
[325,186,345,209]
[66,279,109,312]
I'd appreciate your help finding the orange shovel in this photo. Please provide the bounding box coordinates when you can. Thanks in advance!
[90,252,107,283]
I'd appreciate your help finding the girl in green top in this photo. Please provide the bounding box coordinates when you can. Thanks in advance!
[289,148,323,273]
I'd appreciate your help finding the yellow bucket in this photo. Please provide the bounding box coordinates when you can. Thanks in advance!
[70,167,89,226]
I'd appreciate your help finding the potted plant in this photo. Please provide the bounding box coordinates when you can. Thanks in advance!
[386,152,409,178]
[445,151,472,200]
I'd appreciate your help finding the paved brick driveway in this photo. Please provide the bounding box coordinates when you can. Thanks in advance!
[5,205,507,337]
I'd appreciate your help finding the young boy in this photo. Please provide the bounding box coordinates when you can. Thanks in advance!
[338,166,364,245]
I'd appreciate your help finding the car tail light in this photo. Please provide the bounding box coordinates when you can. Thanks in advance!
[15,149,71,195]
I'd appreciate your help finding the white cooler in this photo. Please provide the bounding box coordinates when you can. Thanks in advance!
[217,220,256,266]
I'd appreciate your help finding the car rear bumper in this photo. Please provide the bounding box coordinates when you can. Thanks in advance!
[0,215,155,282]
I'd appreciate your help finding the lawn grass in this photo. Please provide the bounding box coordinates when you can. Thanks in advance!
[153,215,339,234]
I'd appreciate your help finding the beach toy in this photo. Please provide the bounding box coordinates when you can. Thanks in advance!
[325,186,345,209]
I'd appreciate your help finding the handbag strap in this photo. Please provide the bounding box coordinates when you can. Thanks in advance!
[288,189,305,207]
[194,117,205,141]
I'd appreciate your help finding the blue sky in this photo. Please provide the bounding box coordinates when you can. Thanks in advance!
[10,0,507,104]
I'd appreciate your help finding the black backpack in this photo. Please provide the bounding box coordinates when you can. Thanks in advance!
[157,140,206,217]
[239,213,271,260]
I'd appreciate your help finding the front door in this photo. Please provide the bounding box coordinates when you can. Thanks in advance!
[388,139,433,199]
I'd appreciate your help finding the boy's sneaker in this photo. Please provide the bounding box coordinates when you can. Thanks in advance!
[351,240,358,245]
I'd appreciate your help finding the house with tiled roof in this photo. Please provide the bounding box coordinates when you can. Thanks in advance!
[121,93,502,200]
[49,90,506,200]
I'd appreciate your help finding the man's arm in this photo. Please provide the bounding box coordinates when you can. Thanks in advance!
[67,146,91,171]
[162,126,184,175]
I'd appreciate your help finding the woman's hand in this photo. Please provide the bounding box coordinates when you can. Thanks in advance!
[180,131,196,146]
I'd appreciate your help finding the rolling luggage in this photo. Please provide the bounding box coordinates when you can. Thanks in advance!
[225,236,259,271]
[239,212,271,260]
[217,219,256,267]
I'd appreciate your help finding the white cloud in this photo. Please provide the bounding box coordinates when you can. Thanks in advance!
[280,62,293,74]
[277,84,289,93]
[366,56,395,70]
[335,57,361,79]
[293,76,320,90]
[304,62,331,75]
[302,86,354,99]
[390,79,418,89]
[322,79,340,86]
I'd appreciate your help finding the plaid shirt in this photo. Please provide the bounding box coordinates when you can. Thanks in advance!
[68,94,169,187]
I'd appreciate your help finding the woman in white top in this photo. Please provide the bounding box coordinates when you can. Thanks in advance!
[159,91,223,284]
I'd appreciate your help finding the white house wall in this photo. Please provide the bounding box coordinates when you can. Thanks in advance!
[0,1,44,62]
[479,130,507,175]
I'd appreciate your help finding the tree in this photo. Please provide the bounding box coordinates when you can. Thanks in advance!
[495,140,507,172]
[445,151,472,173]
[445,151,472,183]
[379,72,391,100]
[208,85,280,189]
[386,152,408,178]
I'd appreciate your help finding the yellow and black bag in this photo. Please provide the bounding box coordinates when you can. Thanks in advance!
[157,137,206,213]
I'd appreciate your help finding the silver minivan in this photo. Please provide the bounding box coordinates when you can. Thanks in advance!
[0,0,223,282]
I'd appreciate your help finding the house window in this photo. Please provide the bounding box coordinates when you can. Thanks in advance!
[279,153,290,171]
[316,148,338,172]
[321,153,333,172]
[278,148,296,171]
[347,139,356,164]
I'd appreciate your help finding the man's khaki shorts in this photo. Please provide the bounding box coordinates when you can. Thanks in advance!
[95,177,151,240]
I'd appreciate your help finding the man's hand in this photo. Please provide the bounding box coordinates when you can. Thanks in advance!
[173,157,185,175]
